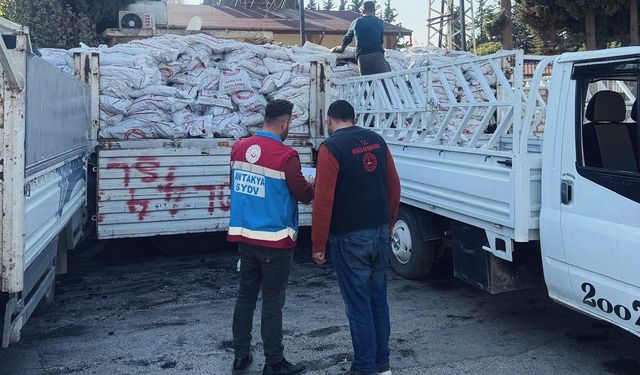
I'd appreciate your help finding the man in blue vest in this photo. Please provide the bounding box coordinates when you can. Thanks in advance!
[228,99,314,375]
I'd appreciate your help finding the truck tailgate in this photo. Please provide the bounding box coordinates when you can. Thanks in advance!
[96,139,312,239]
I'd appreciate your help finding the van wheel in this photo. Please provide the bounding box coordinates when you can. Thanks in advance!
[389,206,435,279]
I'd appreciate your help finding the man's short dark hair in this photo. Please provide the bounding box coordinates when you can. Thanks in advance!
[327,100,356,122]
[363,1,376,13]
[265,99,294,122]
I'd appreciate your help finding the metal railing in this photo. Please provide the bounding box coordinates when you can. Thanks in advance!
[337,51,556,156]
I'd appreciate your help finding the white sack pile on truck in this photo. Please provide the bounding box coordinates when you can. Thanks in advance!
[39,34,498,142]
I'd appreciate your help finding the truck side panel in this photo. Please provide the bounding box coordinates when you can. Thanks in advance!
[96,140,312,239]
[389,142,542,242]
[24,55,89,269]
[25,55,89,175]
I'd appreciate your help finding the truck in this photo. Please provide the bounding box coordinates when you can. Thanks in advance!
[0,20,333,347]
[336,49,640,337]
[0,19,90,347]
[2,17,638,347]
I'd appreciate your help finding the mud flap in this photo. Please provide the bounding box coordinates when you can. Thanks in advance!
[2,236,57,347]
[450,222,543,294]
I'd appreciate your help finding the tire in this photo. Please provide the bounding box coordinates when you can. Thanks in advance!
[389,206,435,279]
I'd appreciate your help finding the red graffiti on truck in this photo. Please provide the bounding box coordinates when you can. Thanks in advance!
[194,184,231,214]
[105,157,231,221]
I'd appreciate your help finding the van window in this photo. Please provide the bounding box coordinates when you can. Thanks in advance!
[574,72,640,203]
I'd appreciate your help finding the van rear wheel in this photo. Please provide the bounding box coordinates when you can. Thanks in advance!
[390,206,435,279]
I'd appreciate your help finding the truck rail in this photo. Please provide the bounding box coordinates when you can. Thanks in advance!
[337,51,555,259]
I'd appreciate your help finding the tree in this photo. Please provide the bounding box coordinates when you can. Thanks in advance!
[2,0,84,48]
[382,0,397,24]
[338,0,348,11]
[476,41,502,55]
[630,0,638,45]
[348,0,363,12]
[323,0,335,10]
[65,0,135,36]
[500,0,513,49]
[476,2,532,52]
[1,0,135,47]
[555,0,627,50]
[306,0,319,10]
[516,0,582,54]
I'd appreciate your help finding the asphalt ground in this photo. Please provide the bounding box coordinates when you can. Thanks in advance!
[1,233,639,375]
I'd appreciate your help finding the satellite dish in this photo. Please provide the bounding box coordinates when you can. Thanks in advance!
[186,16,202,31]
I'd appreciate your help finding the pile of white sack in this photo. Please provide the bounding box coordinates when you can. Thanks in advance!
[40,34,501,143]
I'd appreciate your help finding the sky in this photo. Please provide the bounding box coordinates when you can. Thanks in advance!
[181,0,429,46]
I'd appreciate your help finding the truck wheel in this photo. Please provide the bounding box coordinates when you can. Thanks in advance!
[390,206,435,279]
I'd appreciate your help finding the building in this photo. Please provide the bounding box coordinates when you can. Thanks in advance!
[106,3,412,48]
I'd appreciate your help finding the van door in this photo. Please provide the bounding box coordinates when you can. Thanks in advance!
[558,58,640,337]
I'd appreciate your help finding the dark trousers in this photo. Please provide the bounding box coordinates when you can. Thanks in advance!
[330,225,391,375]
[358,52,392,76]
[232,243,294,365]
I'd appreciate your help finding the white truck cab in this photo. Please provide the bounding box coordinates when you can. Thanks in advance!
[336,48,640,337]
[541,48,640,337]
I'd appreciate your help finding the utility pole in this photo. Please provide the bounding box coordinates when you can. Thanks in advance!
[459,0,466,51]
[299,0,306,46]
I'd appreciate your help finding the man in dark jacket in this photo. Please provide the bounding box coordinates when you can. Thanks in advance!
[311,100,401,375]
[332,1,392,75]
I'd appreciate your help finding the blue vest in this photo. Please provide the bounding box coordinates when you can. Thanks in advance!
[227,131,299,248]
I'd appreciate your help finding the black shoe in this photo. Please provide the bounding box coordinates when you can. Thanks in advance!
[263,358,306,375]
[232,354,253,372]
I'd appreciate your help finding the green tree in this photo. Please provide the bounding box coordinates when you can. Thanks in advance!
[2,0,82,48]
[516,0,582,54]
[322,0,335,10]
[348,0,363,12]
[382,0,397,24]
[338,0,348,11]
[476,41,502,55]
[556,0,627,50]
[630,0,638,45]
[65,0,135,36]
[1,0,135,48]
[306,0,319,10]
[476,2,533,52]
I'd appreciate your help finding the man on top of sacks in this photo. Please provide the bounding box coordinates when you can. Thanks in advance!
[332,1,392,76]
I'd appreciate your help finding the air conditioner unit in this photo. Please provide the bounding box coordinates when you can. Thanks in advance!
[118,11,155,31]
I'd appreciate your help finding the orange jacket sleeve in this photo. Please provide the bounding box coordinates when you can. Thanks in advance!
[311,145,339,254]
[386,148,401,231]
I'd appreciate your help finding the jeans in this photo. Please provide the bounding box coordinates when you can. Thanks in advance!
[232,243,294,365]
[330,225,391,375]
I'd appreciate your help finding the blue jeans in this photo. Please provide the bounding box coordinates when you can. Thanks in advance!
[330,225,391,375]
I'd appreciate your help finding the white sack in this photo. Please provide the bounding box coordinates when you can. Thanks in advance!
[197,90,234,108]
[232,91,267,114]
[129,95,193,113]
[219,69,253,94]
[129,85,194,99]
[99,119,187,140]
